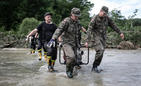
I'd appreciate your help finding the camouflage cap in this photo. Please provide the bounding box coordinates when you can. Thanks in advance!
[71,8,81,16]
[44,12,52,17]
[101,6,109,14]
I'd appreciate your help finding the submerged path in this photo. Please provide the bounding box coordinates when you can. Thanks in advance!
[0,48,141,86]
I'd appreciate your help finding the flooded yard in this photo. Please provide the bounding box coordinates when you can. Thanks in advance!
[0,48,141,86]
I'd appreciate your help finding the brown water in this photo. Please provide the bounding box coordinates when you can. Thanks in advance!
[0,48,141,86]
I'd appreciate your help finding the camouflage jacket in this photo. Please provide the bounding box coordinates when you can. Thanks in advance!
[87,15,121,42]
[52,17,82,47]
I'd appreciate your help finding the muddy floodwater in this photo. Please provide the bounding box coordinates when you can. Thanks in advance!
[0,48,141,86]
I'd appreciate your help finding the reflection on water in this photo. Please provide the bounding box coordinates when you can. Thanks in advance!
[0,48,141,86]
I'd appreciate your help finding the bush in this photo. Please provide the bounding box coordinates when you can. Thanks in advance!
[107,30,141,48]
[19,18,40,35]
[133,26,141,32]
[0,26,5,32]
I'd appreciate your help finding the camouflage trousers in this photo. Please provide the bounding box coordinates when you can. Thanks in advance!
[62,44,76,72]
[92,37,106,67]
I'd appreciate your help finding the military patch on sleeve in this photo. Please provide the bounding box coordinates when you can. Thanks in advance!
[63,19,67,22]
[63,18,69,22]
[61,19,67,25]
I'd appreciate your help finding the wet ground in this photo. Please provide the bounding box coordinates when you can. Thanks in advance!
[0,48,141,86]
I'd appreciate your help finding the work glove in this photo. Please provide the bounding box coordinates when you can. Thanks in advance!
[25,36,29,41]
[47,39,56,47]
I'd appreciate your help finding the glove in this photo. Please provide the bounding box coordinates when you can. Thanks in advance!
[25,36,29,41]
[47,39,56,47]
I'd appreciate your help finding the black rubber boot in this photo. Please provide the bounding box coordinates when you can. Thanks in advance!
[48,66,52,72]
[47,56,52,72]
[91,65,103,73]
[50,60,55,72]
[38,52,42,61]
[66,71,73,78]
[31,49,35,54]
[75,65,81,69]
[66,57,76,78]
[66,65,73,78]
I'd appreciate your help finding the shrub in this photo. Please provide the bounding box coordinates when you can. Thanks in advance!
[0,26,5,32]
[19,18,40,35]
[107,30,141,48]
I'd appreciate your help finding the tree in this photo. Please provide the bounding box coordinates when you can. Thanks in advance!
[0,0,22,30]
[108,9,126,32]
[0,0,93,31]
[133,18,141,26]
[19,18,40,35]
[126,9,138,30]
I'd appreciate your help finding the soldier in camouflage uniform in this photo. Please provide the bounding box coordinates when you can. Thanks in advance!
[48,8,83,78]
[85,6,124,73]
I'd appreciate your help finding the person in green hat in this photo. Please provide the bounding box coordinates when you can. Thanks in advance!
[48,8,87,78]
[85,6,124,73]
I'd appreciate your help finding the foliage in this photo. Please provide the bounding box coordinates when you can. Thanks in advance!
[0,0,141,48]
[0,0,23,30]
[125,9,138,30]
[0,0,93,30]
[107,9,141,47]
[107,30,141,47]
[19,18,40,35]
[132,18,141,26]
[0,26,5,32]
[108,9,126,32]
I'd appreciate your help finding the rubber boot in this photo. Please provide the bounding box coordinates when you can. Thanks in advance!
[66,58,76,78]
[38,52,42,61]
[66,65,73,78]
[38,49,42,61]
[75,64,81,69]
[50,60,55,72]
[32,50,35,54]
[66,60,73,78]
[91,65,103,73]
[30,49,35,54]
[44,52,47,61]
[47,56,52,72]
